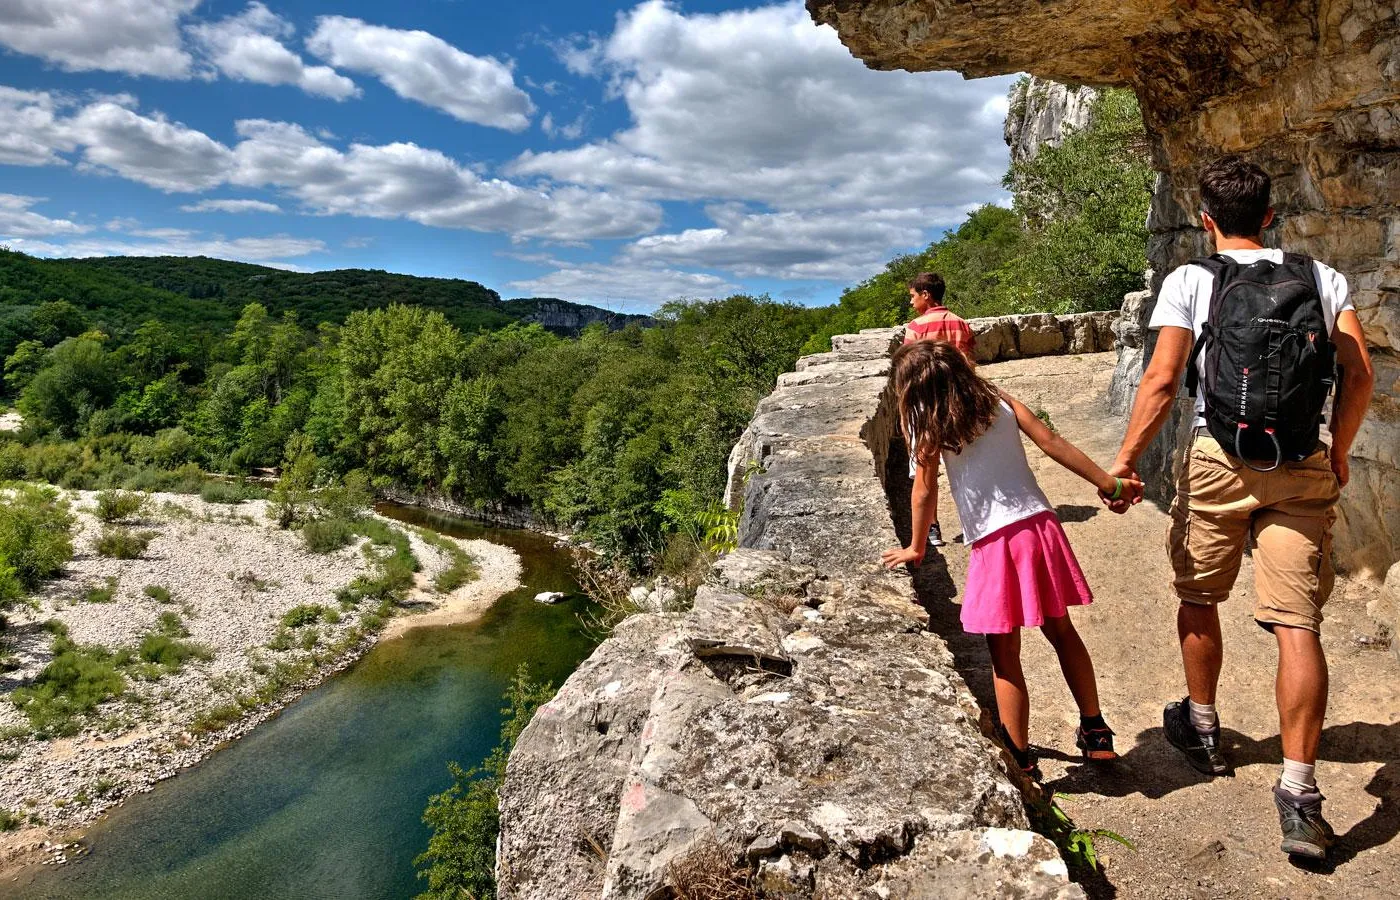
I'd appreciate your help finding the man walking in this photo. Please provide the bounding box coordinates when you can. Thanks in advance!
[1111,156,1374,859]
[904,272,974,547]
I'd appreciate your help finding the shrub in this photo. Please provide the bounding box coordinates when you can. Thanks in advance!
[11,636,126,737]
[82,576,118,604]
[267,628,294,651]
[135,633,212,672]
[94,490,146,524]
[280,604,326,628]
[156,611,186,636]
[143,584,173,604]
[94,527,153,560]
[302,518,356,554]
[0,484,75,593]
[200,480,258,505]
[190,702,243,734]
[0,809,21,832]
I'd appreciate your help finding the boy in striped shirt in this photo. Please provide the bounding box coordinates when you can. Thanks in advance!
[903,272,975,548]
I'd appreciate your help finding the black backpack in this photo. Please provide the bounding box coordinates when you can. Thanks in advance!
[1184,252,1336,471]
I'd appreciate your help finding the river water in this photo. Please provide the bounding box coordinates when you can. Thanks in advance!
[8,504,596,900]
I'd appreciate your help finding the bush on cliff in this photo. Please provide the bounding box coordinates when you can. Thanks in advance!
[415,665,554,900]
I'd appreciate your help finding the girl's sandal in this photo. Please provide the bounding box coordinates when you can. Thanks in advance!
[1075,725,1118,761]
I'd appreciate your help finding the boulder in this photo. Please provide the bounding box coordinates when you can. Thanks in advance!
[534,591,567,604]
[1013,314,1066,356]
[969,317,1016,363]
[1059,314,1099,355]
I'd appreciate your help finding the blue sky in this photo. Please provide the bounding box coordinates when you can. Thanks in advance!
[0,1,1016,310]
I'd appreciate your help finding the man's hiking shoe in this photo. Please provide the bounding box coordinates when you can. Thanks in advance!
[1273,782,1334,860]
[927,523,945,548]
[996,723,1038,779]
[1075,724,1118,761]
[1164,698,1230,776]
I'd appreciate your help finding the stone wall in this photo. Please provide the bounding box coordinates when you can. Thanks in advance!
[807,0,1400,576]
[496,328,1079,899]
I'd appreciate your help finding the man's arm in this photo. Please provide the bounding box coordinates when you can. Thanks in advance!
[1328,309,1375,487]
[1112,325,1195,475]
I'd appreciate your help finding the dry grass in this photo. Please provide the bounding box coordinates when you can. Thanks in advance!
[665,837,757,900]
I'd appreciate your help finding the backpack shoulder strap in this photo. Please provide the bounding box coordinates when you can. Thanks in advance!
[1182,255,1231,398]
[1283,251,1323,301]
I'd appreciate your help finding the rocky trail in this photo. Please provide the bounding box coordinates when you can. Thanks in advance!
[892,352,1400,899]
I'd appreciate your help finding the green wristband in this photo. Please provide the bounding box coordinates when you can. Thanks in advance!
[1109,477,1123,501]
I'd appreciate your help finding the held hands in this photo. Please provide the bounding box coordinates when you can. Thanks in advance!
[1100,464,1145,514]
[881,545,925,569]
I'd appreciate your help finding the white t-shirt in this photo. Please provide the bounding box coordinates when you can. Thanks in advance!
[1148,249,1353,427]
[940,401,1053,545]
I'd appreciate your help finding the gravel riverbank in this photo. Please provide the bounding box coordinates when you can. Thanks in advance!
[0,490,522,875]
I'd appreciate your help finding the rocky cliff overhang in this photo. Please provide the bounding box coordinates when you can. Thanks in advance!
[496,327,1083,898]
[810,0,1400,577]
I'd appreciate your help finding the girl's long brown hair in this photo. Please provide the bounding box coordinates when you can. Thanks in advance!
[892,340,1002,467]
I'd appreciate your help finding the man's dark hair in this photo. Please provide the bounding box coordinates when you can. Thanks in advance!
[907,272,946,302]
[1199,156,1272,237]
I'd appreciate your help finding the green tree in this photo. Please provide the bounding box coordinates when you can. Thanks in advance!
[270,433,319,529]
[1002,88,1153,313]
[415,666,555,900]
[18,332,117,436]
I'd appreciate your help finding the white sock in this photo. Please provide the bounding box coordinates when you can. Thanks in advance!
[1188,699,1218,735]
[1280,758,1317,796]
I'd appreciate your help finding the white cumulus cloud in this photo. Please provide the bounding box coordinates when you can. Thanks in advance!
[306,17,534,130]
[0,195,90,238]
[0,87,77,166]
[228,119,659,240]
[67,98,235,192]
[0,0,198,77]
[506,260,739,308]
[509,0,1015,291]
[7,231,325,266]
[188,3,359,100]
[180,199,283,214]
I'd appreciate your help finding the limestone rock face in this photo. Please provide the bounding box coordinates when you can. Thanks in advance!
[1367,561,1400,663]
[498,329,1078,899]
[809,0,1400,576]
[1005,76,1098,166]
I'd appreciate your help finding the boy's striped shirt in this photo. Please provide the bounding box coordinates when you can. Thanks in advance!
[904,306,974,358]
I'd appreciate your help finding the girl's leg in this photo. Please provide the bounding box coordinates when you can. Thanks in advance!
[1040,613,1101,717]
[986,630,1030,751]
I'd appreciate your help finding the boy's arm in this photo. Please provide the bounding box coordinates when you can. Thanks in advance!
[1329,309,1375,487]
[1002,392,1143,506]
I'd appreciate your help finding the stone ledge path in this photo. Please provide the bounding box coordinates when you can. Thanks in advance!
[907,352,1399,899]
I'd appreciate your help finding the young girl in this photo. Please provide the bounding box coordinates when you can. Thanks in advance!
[881,341,1142,775]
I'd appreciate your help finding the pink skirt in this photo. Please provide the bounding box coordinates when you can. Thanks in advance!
[961,510,1093,634]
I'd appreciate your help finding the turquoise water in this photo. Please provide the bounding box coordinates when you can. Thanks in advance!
[7,506,595,900]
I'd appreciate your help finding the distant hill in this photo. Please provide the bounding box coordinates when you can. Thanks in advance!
[0,251,649,337]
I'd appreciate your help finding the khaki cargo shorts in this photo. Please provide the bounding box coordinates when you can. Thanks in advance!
[1167,433,1340,633]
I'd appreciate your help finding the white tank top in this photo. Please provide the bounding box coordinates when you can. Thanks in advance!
[941,401,1053,545]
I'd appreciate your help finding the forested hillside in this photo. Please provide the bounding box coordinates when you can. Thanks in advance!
[0,252,647,345]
